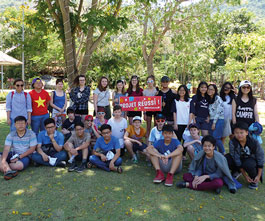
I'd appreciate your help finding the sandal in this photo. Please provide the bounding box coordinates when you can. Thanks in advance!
[4,170,18,180]
[117,166,123,174]
[87,162,93,169]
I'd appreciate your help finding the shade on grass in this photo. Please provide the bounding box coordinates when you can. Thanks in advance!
[0,120,264,220]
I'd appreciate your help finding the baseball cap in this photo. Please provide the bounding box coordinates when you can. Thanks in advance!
[155,113,166,120]
[239,80,252,88]
[161,76,170,82]
[31,77,42,88]
[85,115,93,121]
[97,107,105,113]
[133,116,142,122]
[188,123,198,130]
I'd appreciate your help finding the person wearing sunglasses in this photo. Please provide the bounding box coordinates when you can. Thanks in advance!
[84,115,100,147]
[6,79,32,131]
[232,80,259,127]
[93,107,108,134]
[220,82,236,144]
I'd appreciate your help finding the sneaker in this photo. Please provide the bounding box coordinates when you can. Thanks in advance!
[232,172,242,179]
[76,164,86,173]
[57,161,66,168]
[131,155,138,164]
[176,181,187,188]
[165,173,174,187]
[68,162,77,172]
[229,188,236,194]
[4,170,19,180]
[248,182,258,190]
[153,170,165,183]
[215,188,222,194]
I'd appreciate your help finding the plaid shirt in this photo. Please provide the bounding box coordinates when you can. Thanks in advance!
[70,86,90,111]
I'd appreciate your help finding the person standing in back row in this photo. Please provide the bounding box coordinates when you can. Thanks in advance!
[29,78,50,135]
[157,76,177,125]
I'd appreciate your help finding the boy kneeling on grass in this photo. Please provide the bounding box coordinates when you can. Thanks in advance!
[177,135,236,194]
[89,124,122,173]
[226,122,264,190]
[146,125,183,187]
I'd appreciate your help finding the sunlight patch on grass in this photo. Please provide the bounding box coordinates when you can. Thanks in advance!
[123,165,134,171]
[84,170,96,176]
[159,203,171,211]
[13,189,25,196]
[55,168,67,173]
[251,205,260,211]
[113,187,122,191]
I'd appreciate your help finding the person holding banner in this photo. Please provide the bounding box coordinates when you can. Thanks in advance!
[143,75,158,138]
[127,75,143,125]
[112,80,127,118]
[157,76,177,125]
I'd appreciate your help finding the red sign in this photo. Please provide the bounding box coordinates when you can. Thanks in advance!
[119,96,162,111]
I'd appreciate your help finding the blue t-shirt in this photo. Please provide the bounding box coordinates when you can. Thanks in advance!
[153,139,181,155]
[94,136,120,153]
[37,130,64,147]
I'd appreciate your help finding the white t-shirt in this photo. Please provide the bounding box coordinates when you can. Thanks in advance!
[174,99,191,125]
[94,88,110,106]
[108,117,127,148]
[223,95,232,120]
[149,127,163,143]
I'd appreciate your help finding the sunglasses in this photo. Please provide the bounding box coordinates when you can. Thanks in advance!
[156,119,165,123]
[16,84,24,87]
[242,86,250,89]
[224,87,231,90]
[147,80,154,83]
[86,119,93,122]
[98,112,105,115]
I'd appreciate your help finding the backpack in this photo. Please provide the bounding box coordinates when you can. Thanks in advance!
[11,91,27,100]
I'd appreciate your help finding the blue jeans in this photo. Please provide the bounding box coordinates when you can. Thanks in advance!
[32,151,67,166]
[209,119,225,154]
[89,155,122,172]
[31,114,49,135]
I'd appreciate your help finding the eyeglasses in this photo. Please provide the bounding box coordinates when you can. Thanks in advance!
[16,84,24,87]
[242,86,250,89]
[156,119,165,123]
[46,126,55,129]
[98,112,105,115]
[75,128,84,131]
[102,131,110,135]
[147,80,154,83]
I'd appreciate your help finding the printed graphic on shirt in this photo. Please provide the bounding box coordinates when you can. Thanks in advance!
[236,106,254,119]
[34,96,46,107]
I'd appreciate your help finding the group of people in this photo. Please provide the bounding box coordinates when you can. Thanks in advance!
[0,75,264,194]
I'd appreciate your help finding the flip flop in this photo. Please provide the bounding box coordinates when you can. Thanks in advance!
[4,170,18,180]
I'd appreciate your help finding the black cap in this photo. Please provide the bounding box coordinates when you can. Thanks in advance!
[155,113,166,120]
[188,123,198,130]
[161,76,170,82]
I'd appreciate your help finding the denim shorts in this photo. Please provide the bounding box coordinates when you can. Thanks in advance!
[1,152,31,170]
[132,142,147,152]
[195,117,209,130]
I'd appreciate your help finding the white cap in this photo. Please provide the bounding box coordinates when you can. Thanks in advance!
[133,116,142,122]
[239,80,252,88]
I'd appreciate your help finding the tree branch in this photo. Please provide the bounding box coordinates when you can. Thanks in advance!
[46,0,60,25]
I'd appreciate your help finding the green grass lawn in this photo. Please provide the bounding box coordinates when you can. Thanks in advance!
[0,120,265,220]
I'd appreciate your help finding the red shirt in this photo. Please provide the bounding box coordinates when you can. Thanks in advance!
[29,89,50,116]
[127,88,143,96]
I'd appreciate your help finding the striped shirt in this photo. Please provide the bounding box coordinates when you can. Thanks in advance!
[5,129,37,154]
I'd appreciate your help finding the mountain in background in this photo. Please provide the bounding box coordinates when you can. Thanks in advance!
[0,0,264,21]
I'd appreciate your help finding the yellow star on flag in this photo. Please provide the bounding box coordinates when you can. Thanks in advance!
[34,96,46,108]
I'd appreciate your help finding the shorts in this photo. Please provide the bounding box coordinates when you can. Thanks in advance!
[145,111,157,117]
[0,152,30,170]
[195,117,209,130]
[75,109,88,115]
[127,111,142,118]
[52,109,66,118]
[132,142,147,152]
[159,158,182,174]
[223,118,232,137]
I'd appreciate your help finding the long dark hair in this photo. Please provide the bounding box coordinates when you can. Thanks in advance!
[208,84,218,104]
[116,80,125,95]
[237,84,256,106]
[176,85,190,102]
[73,75,86,86]
[97,76,109,91]
[220,82,235,104]
[127,75,140,94]
[196,81,209,101]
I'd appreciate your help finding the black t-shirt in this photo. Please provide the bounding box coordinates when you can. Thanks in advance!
[190,94,209,119]
[157,89,177,121]
[235,98,256,126]
[62,116,82,131]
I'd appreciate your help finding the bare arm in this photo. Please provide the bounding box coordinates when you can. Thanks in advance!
[93,93,98,114]
[20,145,36,158]
[76,140,90,151]
[164,145,183,158]
[232,99,236,124]
[254,103,259,123]
[124,131,141,144]
[146,145,162,158]
[183,140,200,147]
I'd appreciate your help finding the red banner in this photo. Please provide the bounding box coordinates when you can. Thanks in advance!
[119,96,162,111]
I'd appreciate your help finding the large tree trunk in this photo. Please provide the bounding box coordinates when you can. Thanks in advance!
[146,57,154,76]
[59,0,78,88]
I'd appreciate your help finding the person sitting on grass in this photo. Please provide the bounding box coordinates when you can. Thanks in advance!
[0,116,37,180]
[177,135,236,194]
[32,118,67,167]
[84,115,100,147]
[226,122,264,190]
[146,125,183,186]
[61,107,82,142]
[89,124,122,173]
[183,124,203,160]
[124,116,148,163]
[64,122,91,173]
